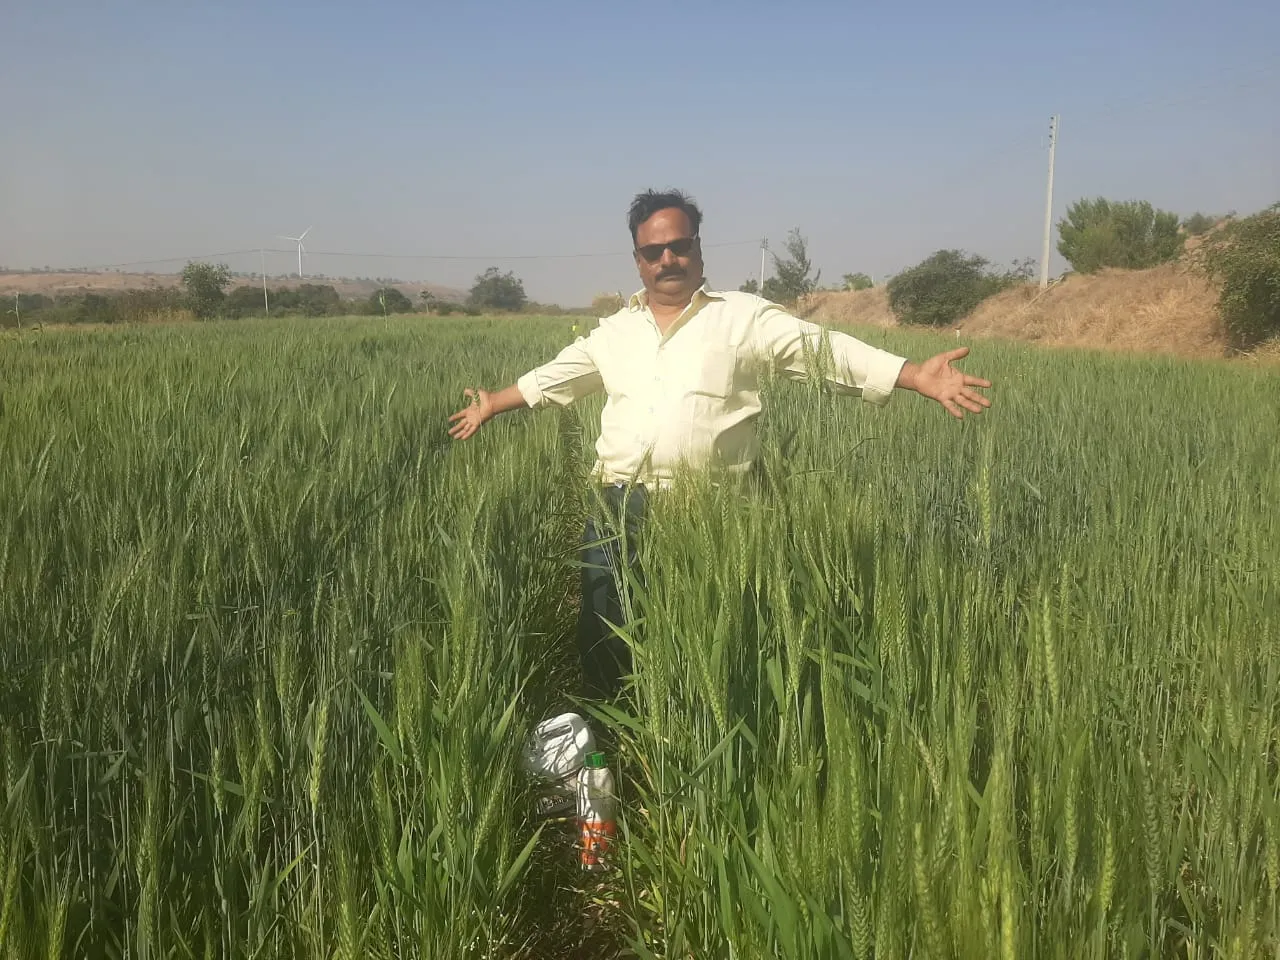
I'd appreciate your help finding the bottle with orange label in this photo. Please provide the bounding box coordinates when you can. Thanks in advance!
[576,751,616,872]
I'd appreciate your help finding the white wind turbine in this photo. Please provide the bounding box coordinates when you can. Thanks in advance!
[278,226,311,278]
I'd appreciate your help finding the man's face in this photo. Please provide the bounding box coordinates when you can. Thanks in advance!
[633,208,703,303]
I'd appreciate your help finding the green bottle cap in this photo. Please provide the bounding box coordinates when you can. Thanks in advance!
[585,752,606,768]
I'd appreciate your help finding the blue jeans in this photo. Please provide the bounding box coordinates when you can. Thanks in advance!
[578,484,648,700]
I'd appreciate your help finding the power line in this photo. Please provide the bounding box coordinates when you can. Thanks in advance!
[1075,64,1279,119]
[76,249,266,270]
[279,238,763,262]
[865,64,1278,203]
[62,238,765,273]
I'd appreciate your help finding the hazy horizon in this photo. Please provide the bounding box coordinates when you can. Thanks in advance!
[2,0,1277,307]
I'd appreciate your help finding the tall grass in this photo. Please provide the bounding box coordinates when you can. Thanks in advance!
[0,318,585,958]
[607,334,1280,957]
[1,316,1277,957]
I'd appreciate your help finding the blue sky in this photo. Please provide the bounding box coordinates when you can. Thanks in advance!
[2,0,1277,306]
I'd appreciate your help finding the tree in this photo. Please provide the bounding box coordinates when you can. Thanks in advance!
[369,287,413,315]
[1056,198,1184,273]
[468,267,527,312]
[296,283,340,317]
[1202,203,1280,351]
[181,261,231,319]
[1007,257,1037,282]
[1182,212,1220,237]
[886,250,1015,327]
[738,279,759,294]
[842,272,873,291]
[763,228,820,305]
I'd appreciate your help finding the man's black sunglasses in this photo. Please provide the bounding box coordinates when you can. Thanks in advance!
[635,236,698,263]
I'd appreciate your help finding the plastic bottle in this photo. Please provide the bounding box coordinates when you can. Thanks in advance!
[577,751,616,871]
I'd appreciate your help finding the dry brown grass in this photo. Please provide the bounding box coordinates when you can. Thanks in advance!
[791,225,1261,363]
[0,271,180,295]
[138,307,197,325]
[957,264,1224,359]
[797,286,897,328]
[794,259,1243,362]
[1238,336,1280,367]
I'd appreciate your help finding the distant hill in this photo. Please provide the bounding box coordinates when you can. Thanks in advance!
[0,270,467,303]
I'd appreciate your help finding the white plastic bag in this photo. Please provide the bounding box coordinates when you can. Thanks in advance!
[522,712,596,817]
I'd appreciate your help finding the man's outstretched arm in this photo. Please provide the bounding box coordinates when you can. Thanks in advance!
[447,332,605,440]
[447,385,529,440]
[754,301,992,419]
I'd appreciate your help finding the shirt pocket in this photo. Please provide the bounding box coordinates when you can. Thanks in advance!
[690,348,737,398]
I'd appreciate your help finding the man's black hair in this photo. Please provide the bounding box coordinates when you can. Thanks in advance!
[628,189,702,245]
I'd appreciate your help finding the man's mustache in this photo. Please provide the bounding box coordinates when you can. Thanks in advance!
[657,267,685,280]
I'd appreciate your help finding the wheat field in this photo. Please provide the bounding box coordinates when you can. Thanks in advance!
[1,316,1277,958]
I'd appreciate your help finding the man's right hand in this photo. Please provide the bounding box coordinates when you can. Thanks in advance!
[448,387,494,440]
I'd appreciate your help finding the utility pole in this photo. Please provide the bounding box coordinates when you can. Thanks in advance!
[759,238,769,294]
[261,249,270,317]
[1040,114,1059,290]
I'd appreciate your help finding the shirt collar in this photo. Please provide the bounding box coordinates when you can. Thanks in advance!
[627,282,725,312]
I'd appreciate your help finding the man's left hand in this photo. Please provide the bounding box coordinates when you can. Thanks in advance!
[897,347,992,419]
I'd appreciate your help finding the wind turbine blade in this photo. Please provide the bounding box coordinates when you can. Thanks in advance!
[299,227,311,240]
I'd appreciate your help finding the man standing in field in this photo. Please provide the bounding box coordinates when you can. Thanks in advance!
[449,189,992,699]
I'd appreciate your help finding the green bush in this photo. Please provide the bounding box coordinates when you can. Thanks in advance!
[222,285,267,319]
[432,301,480,317]
[3,294,52,328]
[842,272,873,291]
[1202,203,1280,352]
[114,288,184,323]
[17,293,54,314]
[296,283,341,317]
[886,250,1015,327]
[1056,198,1183,273]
